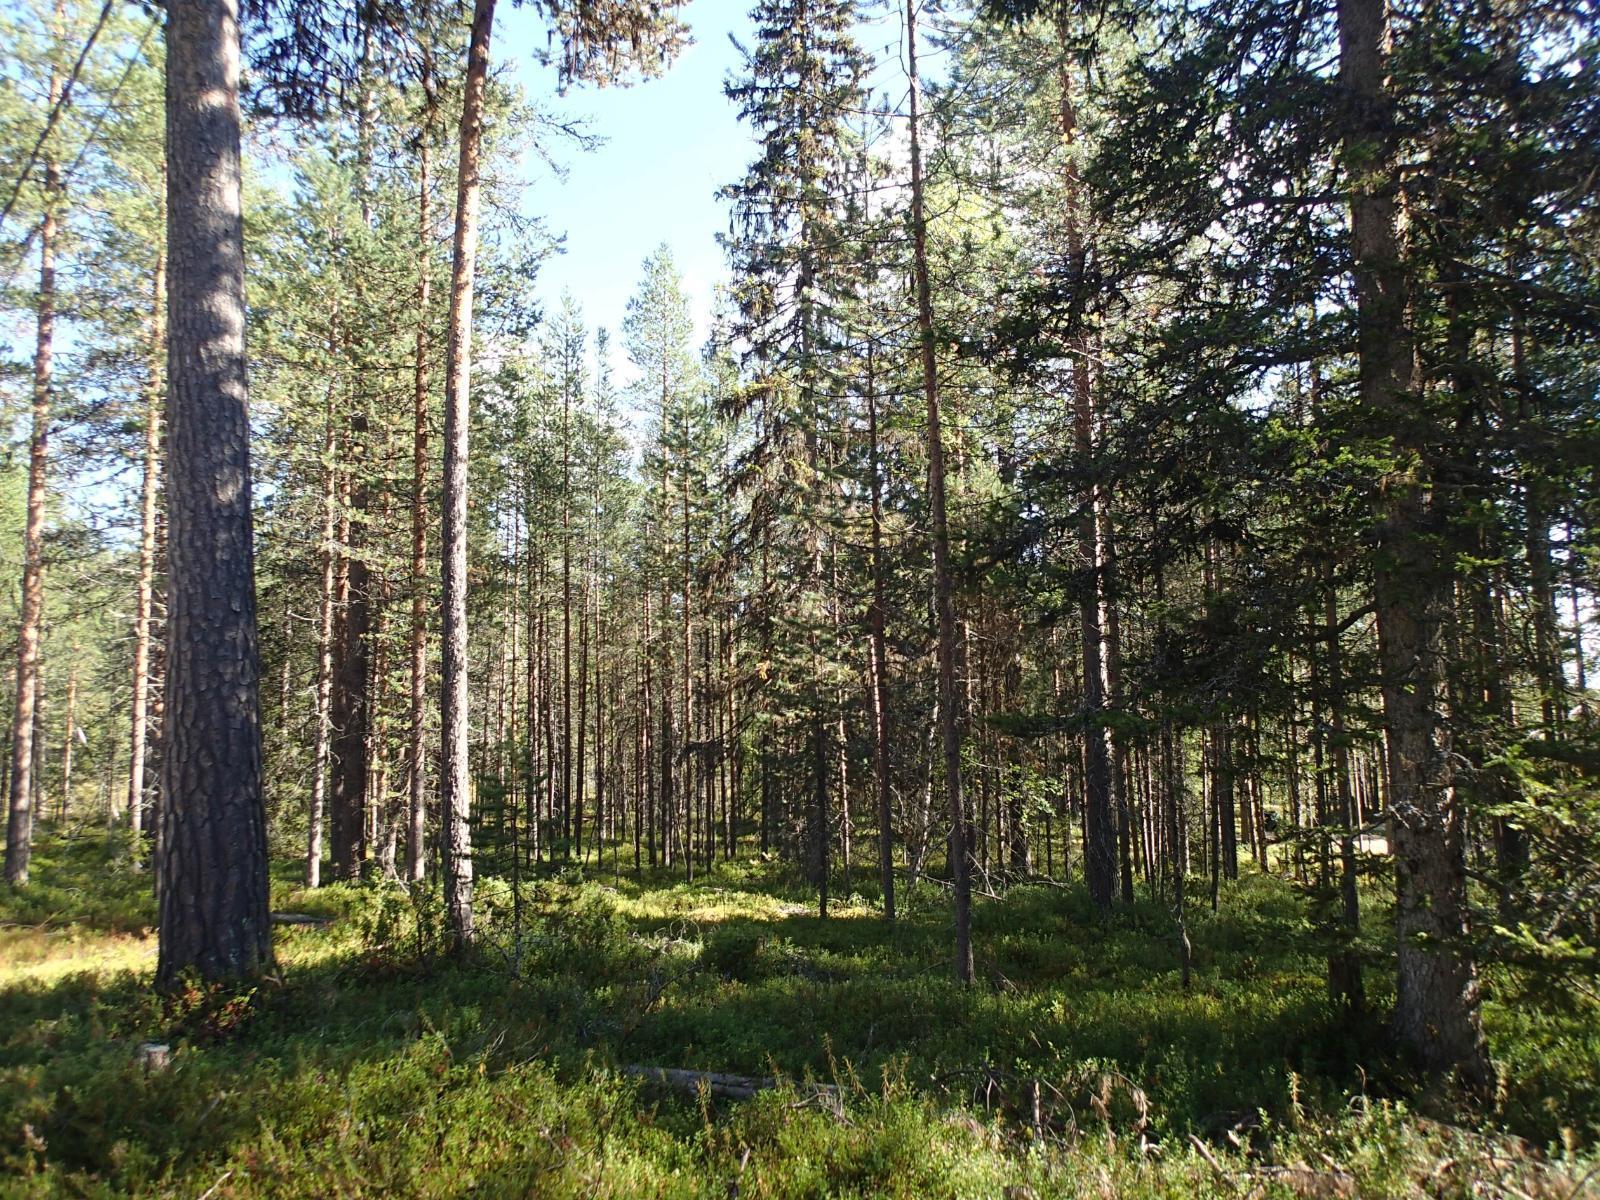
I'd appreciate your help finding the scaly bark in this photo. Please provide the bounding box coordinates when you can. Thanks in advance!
[156,0,273,987]
[865,343,895,921]
[306,319,339,889]
[1055,29,1117,916]
[440,0,497,947]
[128,232,166,843]
[1337,0,1490,1089]
[906,0,972,982]
[408,89,434,883]
[4,11,61,888]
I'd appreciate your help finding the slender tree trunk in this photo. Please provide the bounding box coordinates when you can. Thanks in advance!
[408,51,436,884]
[440,0,496,947]
[1337,0,1490,1089]
[865,348,895,921]
[59,658,75,818]
[575,561,591,859]
[1055,32,1116,917]
[1104,538,1133,903]
[156,0,273,987]
[128,234,167,844]
[594,582,607,862]
[306,322,340,889]
[681,395,696,881]
[329,383,371,880]
[1568,520,1588,707]
[562,371,574,854]
[1325,580,1364,1012]
[643,588,656,866]
[4,28,60,886]
[1154,566,1192,986]
[906,0,972,982]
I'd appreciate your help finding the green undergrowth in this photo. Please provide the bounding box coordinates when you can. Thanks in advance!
[1,831,1595,1197]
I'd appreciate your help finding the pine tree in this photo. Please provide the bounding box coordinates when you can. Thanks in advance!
[156,0,274,987]
[722,0,869,911]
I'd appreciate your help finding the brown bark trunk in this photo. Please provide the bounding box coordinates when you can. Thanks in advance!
[4,28,60,886]
[440,0,496,947]
[576,556,591,857]
[1325,580,1364,1012]
[408,46,436,884]
[562,365,574,853]
[906,0,972,982]
[156,0,273,987]
[59,658,76,818]
[1337,0,1490,1089]
[329,398,371,880]
[681,393,696,881]
[866,348,895,920]
[306,320,339,889]
[128,233,166,843]
[1056,32,1116,917]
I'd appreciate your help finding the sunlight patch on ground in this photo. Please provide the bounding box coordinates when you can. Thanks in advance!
[0,926,155,986]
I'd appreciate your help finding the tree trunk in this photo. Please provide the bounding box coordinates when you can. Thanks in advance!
[1324,580,1364,1012]
[59,658,76,819]
[440,0,496,948]
[328,363,371,880]
[128,234,166,844]
[681,393,696,881]
[156,0,273,987]
[1055,31,1116,917]
[905,0,972,983]
[306,322,340,889]
[865,347,895,920]
[562,365,574,854]
[408,50,436,884]
[1337,0,1490,1090]
[4,30,60,886]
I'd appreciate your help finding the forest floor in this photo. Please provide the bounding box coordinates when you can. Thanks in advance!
[1,832,1597,1198]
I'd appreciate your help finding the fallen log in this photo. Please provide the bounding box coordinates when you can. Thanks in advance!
[622,1065,839,1103]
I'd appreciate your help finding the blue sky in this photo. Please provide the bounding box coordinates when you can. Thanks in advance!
[501,0,760,371]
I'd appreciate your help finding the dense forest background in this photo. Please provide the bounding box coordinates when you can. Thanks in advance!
[1,0,1598,1193]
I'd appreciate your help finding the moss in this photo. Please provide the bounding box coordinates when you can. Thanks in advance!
[0,832,1593,1197]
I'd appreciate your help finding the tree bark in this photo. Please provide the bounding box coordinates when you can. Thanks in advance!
[1055,30,1116,917]
[4,22,61,887]
[905,0,972,982]
[562,355,574,854]
[440,0,496,947]
[1337,0,1490,1089]
[865,346,895,921]
[59,658,76,819]
[408,112,433,884]
[128,234,166,844]
[328,384,371,881]
[156,0,273,987]
[306,321,340,889]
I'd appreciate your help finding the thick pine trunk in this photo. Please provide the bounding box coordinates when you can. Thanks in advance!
[156,0,273,987]
[440,0,496,947]
[1337,0,1489,1089]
